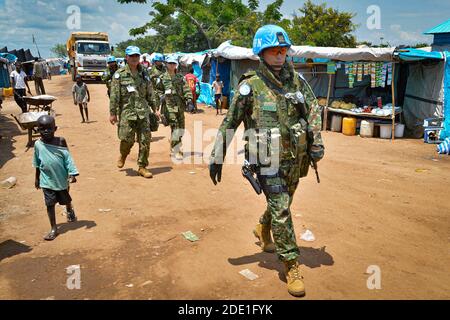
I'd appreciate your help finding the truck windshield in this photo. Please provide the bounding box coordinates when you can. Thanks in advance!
[77,42,110,55]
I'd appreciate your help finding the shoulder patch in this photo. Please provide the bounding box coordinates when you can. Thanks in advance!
[239,83,251,96]
[239,70,256,83]
[114,73,120,79]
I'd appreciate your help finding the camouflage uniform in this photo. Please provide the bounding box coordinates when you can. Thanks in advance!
[211,62,323,262]
[102,66,118,97]
[110,64,154,168]
[149,64,166,109]
[161,71,193,149]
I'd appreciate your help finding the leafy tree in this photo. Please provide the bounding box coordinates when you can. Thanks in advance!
[288,0,357,47]
[51,43,67,58]
[413,42,430,48]
[116,0,360,52]
[117,0,252,50]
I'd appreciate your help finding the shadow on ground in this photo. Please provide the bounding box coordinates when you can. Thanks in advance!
[0,113,24,169]
[0,239,33,262]
[228,246,334,283]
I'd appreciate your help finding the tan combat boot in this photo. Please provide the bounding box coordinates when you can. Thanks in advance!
[138,167,153,178]
[284,260,305,297]
[253,223,276,253]
[117,154,127,168]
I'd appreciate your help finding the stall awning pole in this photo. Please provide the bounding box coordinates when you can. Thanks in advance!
[391,63,396,141]
[323,73,332,131]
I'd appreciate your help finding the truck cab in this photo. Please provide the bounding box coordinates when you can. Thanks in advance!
[67,32,111,81]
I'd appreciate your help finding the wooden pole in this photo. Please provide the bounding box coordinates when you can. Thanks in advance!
[391,62,396,141]
[323,73,332,131]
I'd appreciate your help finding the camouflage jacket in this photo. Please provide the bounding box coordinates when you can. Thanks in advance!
[161,71,193,112]
[102,66,118,93]
[211,61,323,163]
[149,64,166,108]
[109,64,154,120]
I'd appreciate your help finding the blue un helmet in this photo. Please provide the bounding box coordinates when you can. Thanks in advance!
[152,53,165,63]
[165,55,178,65]
[107,56,116,64]
[252,25,292,55]
[125,46,141,56]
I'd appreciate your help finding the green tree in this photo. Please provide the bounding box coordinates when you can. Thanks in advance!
[116,0,297,52]
[288,0,357,47]
[50,43,67,58]
[413,43,430,48]
[117,0,252,50]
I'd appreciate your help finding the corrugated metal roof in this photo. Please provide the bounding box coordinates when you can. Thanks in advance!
[424,19,450,34]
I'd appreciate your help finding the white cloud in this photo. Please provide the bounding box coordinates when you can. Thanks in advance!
[0,0,151,57]
[389,24,429,44]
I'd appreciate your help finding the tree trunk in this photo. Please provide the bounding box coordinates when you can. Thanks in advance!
[178,8,212,49]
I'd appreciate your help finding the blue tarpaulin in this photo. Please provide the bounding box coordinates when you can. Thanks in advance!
[197,82,215,106]
[0,53,17,88]
[192,62,202,79]
[396,48,445,62]
[442,52,450,140]
[210,58,231,97]
[0,53,18,63]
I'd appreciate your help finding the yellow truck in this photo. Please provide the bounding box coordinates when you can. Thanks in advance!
[67,32,112,81]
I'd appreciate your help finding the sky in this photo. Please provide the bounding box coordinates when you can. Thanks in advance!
[0,0,449,58]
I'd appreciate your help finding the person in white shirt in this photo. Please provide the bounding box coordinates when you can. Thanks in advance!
[10,62,32,113]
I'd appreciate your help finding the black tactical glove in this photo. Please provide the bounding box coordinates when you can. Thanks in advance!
[209,163,223,185]
[310,145,324,162]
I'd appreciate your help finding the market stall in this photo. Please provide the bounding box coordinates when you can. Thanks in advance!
[394,48,447,140]
[289,46,400,139]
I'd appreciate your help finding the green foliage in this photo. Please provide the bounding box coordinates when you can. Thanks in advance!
[116,0,359,52]
[50,43,67,58]
[288,0,357,48]
[413,43,430,48]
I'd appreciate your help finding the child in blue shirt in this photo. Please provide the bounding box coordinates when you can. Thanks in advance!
[33,115,79,241]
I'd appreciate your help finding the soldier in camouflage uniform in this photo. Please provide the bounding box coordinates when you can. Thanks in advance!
[161,56,193,160]
[149,53,166,110]
[109,46,154,178]
[209,25,324,297]
[102,56,118,98]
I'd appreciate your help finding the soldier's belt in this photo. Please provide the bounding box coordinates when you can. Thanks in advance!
[265,185,288,194]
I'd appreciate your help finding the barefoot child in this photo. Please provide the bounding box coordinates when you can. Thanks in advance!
[33,115,79,241]
[72,75,90,123]
[212,75,224,115]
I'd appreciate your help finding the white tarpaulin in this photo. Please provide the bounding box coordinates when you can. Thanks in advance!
[179,53,208,67]
[213,41,259,61]
[288,46,395,62]
[213,41,395,62]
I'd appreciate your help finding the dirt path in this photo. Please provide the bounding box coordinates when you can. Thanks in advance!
[1,75,449,299]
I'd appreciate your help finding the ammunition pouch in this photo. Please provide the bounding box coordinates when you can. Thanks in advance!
[289,118,310,178]
[247,128,281,169]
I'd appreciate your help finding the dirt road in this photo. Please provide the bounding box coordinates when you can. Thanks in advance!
[1,75,449,299]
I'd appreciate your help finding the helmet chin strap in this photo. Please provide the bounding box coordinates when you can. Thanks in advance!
[260,56,283,76]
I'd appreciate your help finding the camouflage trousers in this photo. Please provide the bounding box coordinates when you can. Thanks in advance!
[118,116,151,168]
[257,160,301,262]
[167,107,185,149]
